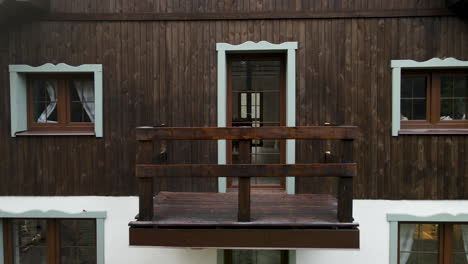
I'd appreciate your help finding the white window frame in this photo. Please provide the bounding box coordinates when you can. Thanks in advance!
[391,58,468,136]
[0,209,106,264]
[216,41,298,194]
[387,213,468,264]
[9,63,103,137]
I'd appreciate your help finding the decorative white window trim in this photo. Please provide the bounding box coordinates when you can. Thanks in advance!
[216,41,298,194]
[387,213,468,264]
[391,58,468,136]
[8,63,104,137]
[0,209,106,264]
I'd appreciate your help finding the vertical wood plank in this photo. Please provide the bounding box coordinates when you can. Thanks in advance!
[137,140,154,221]
[338,139,354,222]
[238,139,251,222]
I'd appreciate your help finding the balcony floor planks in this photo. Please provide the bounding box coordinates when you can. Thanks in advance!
[129,191,358,228]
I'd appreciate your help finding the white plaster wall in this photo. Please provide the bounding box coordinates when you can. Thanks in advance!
[297,200,468,264]
[2,198,468,264]
[0,196,217,264]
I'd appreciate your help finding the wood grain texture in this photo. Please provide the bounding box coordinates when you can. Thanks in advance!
[0,13,467,200]
[129,227,360,248]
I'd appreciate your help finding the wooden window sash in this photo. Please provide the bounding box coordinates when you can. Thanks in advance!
[397,222,468,264]
[27,74,94,132]
[3,218,97,264]
[401,70,468,130]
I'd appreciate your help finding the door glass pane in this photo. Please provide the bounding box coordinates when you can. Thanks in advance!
[400,76,427,120]
[31,80,58,123]
[230,250,284,264]
[230,58,283,187]
[440,76,468,120]
[11,219,48,264]
[59,219,97,264]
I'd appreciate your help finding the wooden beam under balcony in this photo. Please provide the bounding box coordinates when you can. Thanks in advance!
[129,228,359,249]
[136,126,361,141]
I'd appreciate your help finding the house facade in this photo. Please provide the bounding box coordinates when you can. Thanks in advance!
[0,0,468,263]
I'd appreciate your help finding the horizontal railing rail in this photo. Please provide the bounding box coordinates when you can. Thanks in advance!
[136,125,359,224]
[136,163,357,178]
[136,126,361,140]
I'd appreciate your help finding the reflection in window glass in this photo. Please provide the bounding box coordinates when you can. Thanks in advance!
[60,219,97,264]
[453,224,468,264]
[11,219,48,264]
[440,76,468,121]
[399,223,439,264]
[230,250,285,264]
[70,80,95,123]
[32,80,58,123]
[401,76,427,121]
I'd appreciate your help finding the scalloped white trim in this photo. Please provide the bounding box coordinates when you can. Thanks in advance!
[0,209,106,218]
[9,63,102,72]
[387,213,468,222]
[216,41,298,51]
[391,57,468,68]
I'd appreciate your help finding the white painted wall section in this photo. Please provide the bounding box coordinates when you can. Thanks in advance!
[0,197,217,264]
[2,198,468,264]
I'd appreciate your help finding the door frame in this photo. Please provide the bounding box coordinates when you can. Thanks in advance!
[216,41,298,194]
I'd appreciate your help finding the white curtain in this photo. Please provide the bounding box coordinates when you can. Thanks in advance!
[37,82,57,123]
[400,224,416,264]
[74,80,95,122]
[462,225,468,262]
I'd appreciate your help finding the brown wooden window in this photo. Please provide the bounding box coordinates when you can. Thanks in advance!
[3,218,97,264]
[401,71,468,130]
[27,74,95,133]
[227,53,286,190]
[224,250,289,264]
[398,222,468,264]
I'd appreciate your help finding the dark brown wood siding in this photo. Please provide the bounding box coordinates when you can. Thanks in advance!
[0,4,467,198]
[48,0,448,14]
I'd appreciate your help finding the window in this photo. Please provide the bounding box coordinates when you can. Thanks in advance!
[27,74,95,132]
[223,250,290,264]
[227,54,286,189]
[400,71,468,129]
[3,219,97,264]
[398,223,468,264]
[391,58,468,136]
[9,64,103,137]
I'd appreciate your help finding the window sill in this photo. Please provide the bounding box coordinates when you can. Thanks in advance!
[399,129,468,135]
[16,131,96,136]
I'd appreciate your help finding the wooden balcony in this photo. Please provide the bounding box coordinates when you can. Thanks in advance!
[129,126,361,249]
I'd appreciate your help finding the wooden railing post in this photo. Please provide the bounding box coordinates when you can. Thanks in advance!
[137,139,154,221]
[238,139,251,222]
[338,139,354,222]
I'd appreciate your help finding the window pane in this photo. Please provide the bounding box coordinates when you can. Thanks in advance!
[70,80,95,123]
[11,219,48,264]
[231,250,284,264]
[453,77,468,97]
[401,76,427,120]
[406,253,438,264]
[399,223,439,264]
[453,224,468,254]
[453,254,468,264]
[32,80,58,123]
[59,219,97,264]
[413,99,426,120]
[440,76,468,121]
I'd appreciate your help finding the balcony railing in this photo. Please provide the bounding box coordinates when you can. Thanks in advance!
[135,126,360,224]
